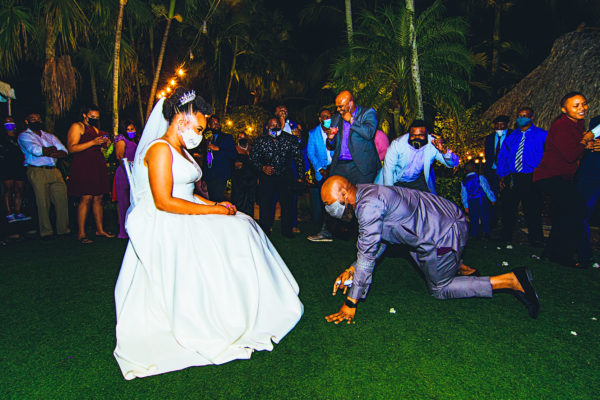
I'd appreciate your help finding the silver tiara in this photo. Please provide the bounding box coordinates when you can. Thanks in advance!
[179,90,196,107]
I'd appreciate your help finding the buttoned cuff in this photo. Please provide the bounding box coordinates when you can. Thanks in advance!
[348,262,374,300]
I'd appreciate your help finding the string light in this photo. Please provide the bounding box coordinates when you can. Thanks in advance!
[170,79,176,86]
[177,68,185,76]
[226,120,233,126]
[166,87,172,93]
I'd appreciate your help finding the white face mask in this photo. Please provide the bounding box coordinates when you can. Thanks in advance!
[325,200,346,219]
[180,128,203,149]
[495,129,507,136]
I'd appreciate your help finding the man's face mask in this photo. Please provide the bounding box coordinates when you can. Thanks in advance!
[322,118,332,129]
[28,121,42,131]
[269,128,281,137]
[495,129,507,136]
[325,200,354,222]
[516,117,531,128]
[4,122,16,131]
[409,136,428,149]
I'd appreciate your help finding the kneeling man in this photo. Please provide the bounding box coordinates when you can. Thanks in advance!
[321,176,540,324]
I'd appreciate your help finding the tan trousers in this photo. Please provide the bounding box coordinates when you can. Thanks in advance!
[26,166,70,237]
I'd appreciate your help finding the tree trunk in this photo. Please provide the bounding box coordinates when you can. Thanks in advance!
[392,103,402,140]
[344,0,353,48]
[223,38,238,113]
[90,64,99,106]
[43,21,57,133]
[135,66,144,127]
[491,3,501,79]
[112,0,127,136]
[149,27,156,76]
[145,17,172,120]
[145,0,176,121]
[406,0,424,119]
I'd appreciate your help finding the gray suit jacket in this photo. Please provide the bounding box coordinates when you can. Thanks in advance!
[328,105,381,177]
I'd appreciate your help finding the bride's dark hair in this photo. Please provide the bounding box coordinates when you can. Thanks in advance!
[162,87,212,122]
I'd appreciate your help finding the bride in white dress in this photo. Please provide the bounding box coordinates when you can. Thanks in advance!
[113,88,303,380]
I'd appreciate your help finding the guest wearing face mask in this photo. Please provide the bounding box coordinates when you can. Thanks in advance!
[231,132,256,217]
[203,116,237,203]
[1,116,31,224]
[320,175,540,324]
[249,117,305,237]
[496,107,547,248]
[484,115,510,229]
[67,105,113,244]
[377,120,459,194]
[18,113,69,239]
[307,109,336,242]
[114,120,139,239]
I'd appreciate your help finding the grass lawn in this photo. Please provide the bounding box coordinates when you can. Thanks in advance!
[1,220,599,399]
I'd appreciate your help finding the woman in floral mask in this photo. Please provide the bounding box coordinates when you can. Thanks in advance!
[114,120,139,239]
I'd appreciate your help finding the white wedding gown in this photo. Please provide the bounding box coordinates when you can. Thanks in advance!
[114,139,303,380]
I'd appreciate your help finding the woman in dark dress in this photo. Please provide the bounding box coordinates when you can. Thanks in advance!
[67,105,113,243]
[231,132,256,217]
[1,116,30,223]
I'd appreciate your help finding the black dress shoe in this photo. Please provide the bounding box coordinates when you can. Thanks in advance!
[511,267,540,319]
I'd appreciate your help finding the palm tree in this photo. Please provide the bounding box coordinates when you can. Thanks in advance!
[0,0,34,76]
[406,0,423,119]
[345,0,353,47]
[145,0,180,121]
[112,0,127,136]
[40,0,89,131]
[332,0,474,135]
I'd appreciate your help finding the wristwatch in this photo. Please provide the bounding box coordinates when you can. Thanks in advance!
[344,299,357,308]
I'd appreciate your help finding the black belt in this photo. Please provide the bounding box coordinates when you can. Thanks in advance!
[28,165,55,170]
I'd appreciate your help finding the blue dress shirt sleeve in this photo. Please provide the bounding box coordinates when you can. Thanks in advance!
[479,175,496,202]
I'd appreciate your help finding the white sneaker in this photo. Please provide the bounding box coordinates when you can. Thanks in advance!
[6,214,16,223]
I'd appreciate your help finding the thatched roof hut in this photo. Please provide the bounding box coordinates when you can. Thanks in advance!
[483,29,600,130]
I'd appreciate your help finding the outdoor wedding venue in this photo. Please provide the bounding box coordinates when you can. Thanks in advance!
[1,0,599,398]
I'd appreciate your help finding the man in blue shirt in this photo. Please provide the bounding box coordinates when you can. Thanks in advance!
[307,108,335,242]
[376,120,459,194]
[496,107,547,247]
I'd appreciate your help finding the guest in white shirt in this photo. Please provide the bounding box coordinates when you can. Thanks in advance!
[376,119,459,194]
[18,113,70,238]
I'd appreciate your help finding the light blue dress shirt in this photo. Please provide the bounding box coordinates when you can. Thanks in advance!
[376,133,459,194]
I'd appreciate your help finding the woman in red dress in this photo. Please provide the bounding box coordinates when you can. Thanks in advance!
[67,105,114,243]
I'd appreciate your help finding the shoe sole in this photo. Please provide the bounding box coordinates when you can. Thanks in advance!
[307,238,333,242]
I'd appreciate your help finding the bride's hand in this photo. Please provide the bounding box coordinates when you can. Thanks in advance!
[217,201,237,214]
[212,204,235,215]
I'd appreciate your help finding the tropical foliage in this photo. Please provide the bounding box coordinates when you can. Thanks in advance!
[331,0,474,137]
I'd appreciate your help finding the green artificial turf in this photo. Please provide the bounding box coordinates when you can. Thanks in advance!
[1,222,599,399]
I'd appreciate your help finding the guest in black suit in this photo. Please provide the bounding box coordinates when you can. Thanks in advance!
[325,91,380,184]
[484,115,510,228]
[204,116,237,202]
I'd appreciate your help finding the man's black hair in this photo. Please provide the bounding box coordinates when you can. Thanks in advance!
[493,115,510,124]
[409,119,427,130]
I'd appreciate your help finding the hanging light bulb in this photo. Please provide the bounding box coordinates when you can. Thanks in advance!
[202,20,208,34]
[189,50,194,60]
[166,87,172,93]
[170,79,176,86]
[177,68,185,77]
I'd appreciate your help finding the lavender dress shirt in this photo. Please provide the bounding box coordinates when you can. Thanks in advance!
[348,184,492,300]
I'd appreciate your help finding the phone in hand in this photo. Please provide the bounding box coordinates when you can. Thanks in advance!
[592,124,600,139]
